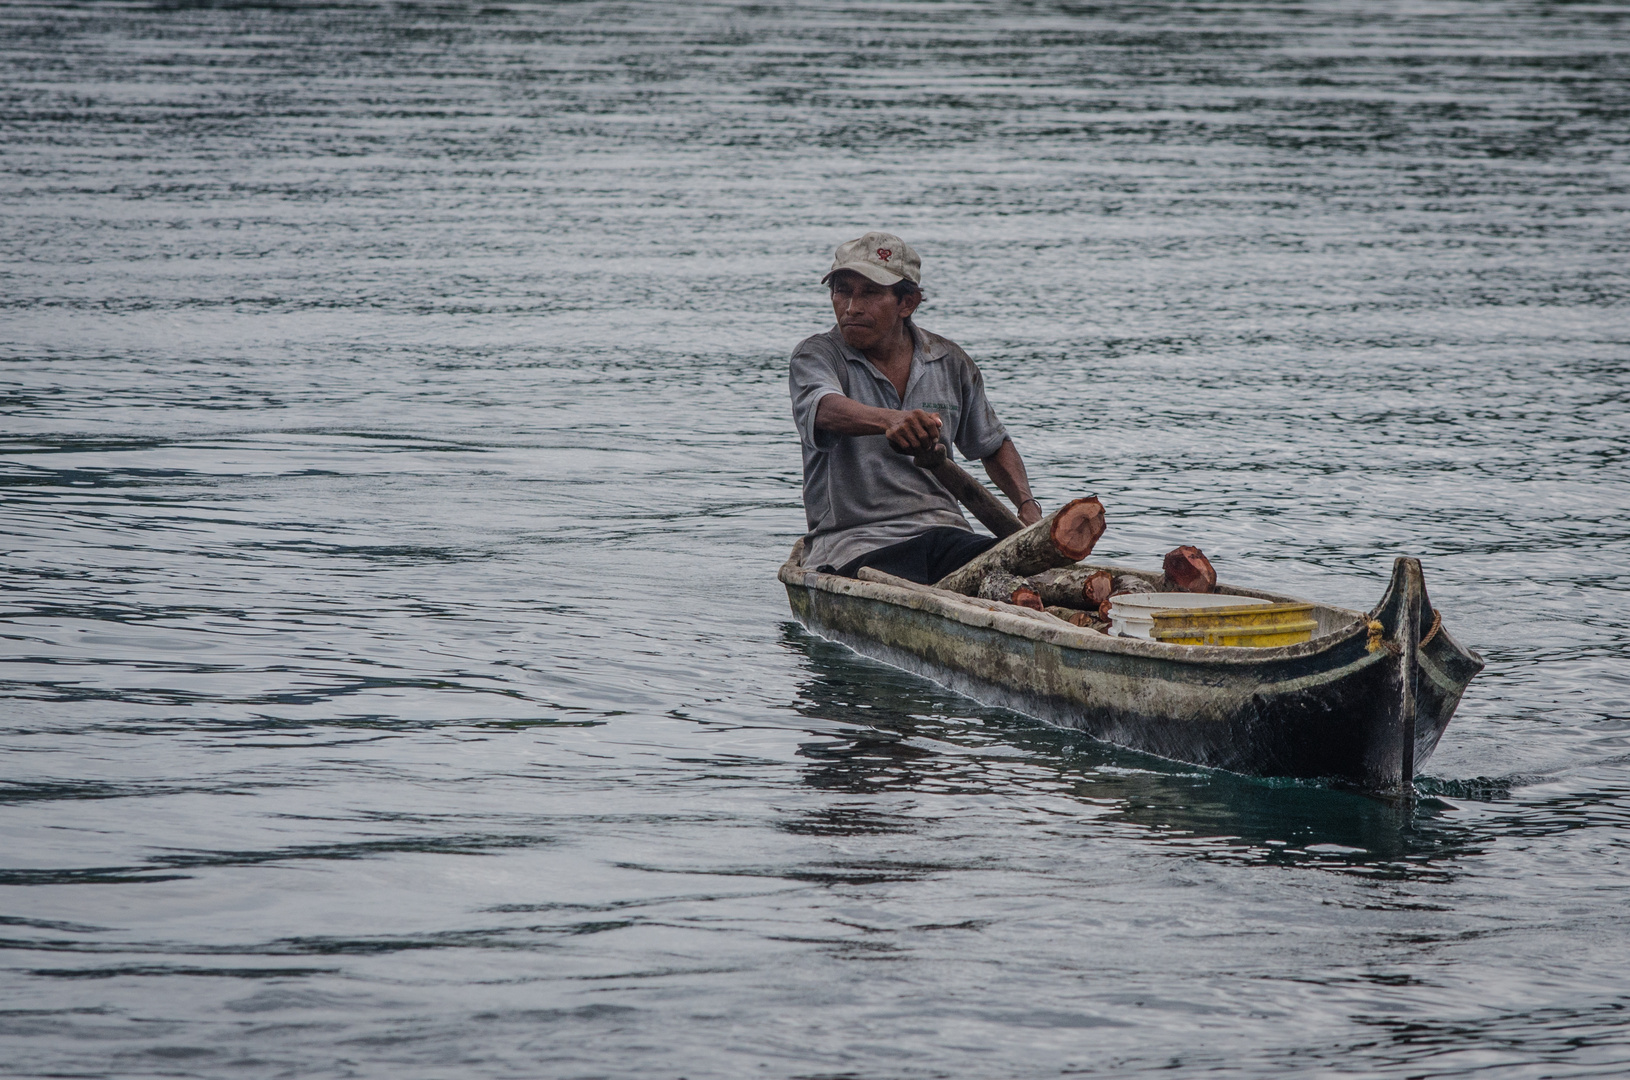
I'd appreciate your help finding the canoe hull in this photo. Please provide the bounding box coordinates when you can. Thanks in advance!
[783,556,1482,795]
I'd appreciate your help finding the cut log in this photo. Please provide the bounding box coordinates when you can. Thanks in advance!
[1163,545,1217,594]
[978,570,1044,610]
[853,566,1061,626]
[1028,567,1086,607]
[937,497,1106,595]
[1026,567,1114,609]
[1083,569,1115,607]
[1045,605,1093,627]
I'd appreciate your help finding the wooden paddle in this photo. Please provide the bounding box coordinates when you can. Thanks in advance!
[902,443,1024,538]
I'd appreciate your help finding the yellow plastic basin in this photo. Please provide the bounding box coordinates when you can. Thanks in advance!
[1149,603,1317,648]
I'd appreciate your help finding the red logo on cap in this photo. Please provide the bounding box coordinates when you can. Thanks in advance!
[876,248,892,261]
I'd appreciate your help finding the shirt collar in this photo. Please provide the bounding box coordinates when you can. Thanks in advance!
[909,321,950,362]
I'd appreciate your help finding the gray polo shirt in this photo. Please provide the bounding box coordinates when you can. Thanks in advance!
[789,322,1010,569]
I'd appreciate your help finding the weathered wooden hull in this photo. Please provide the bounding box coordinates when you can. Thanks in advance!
[780,552,1483,795]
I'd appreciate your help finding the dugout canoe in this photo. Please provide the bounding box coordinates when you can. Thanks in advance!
[779,543,1483,795]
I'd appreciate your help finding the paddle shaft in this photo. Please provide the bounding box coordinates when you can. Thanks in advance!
[905,444,1024,539]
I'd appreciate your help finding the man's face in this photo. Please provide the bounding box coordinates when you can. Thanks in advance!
[830,271,916,353]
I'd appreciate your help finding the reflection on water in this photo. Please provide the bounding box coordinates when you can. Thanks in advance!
[787,628,1479,873]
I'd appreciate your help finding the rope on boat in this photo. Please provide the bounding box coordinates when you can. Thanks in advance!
[1364,609,1438,653]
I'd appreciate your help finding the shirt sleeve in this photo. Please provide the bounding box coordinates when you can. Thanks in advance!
[952,355,1010,461]
[789,335,849,453]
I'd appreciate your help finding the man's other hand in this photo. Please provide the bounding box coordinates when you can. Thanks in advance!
[884,409,943,453]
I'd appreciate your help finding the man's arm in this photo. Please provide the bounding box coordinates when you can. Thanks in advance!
[814,395,943,453]
[982,438,1042,526]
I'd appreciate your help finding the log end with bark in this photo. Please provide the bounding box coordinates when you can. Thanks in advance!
[1052,497,1106,561]
[1083,569,1114,607]
[1162,545,1217,594]
[936,496,1107,595]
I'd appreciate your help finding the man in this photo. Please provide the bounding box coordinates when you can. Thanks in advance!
[789,231,1042,584]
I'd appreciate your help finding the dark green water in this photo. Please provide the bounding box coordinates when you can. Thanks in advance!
[2,1,1628,1076]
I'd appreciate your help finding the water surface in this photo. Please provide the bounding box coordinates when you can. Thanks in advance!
[3,1,1629,1076]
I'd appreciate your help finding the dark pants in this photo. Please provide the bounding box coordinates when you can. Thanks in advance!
[826,527,999,585]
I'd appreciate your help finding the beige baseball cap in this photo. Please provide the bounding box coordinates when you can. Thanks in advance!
[821,231,921,287]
